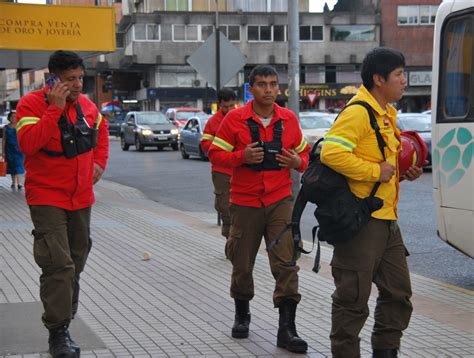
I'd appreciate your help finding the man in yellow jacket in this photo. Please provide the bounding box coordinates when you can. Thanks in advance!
[321,47,424,358]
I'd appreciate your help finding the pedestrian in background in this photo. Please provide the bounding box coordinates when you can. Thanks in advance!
[2,111,25,190]
[16,50,109,357]
[208,65,310,353]
[200,88,237,244]
[321,47,423,358]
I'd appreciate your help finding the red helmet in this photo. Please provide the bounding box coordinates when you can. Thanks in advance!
[398,130,428,176]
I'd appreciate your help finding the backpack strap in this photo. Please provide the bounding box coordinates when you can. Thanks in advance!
[343,101,386,199]
[273,119,282,141]
[247,119,261,144]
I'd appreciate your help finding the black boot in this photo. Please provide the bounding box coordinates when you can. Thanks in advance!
[277,299,308,353]
[373,348,398,357]
[48,325,77,358]
[232,299,250,338]
[66,329,81,355]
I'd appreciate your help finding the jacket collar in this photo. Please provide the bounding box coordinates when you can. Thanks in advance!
[241,100,290,125]
[356,85,397,119]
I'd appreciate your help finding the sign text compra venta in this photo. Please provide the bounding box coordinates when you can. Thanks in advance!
[0,19,81,36]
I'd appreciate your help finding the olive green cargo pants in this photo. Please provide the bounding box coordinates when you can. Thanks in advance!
[330,218,413,358]
[30,205,92,330]
[226,196,301,307]
[212,171,231,239]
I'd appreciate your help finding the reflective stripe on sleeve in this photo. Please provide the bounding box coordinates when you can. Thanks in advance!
[295,137,309,153]
[97,113,104,127]
[201,133,214,141]
[212,136,234,152]
[16,117,40,131]
[324,135,356,151]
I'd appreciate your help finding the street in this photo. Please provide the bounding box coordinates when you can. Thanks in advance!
[104,139,473,290]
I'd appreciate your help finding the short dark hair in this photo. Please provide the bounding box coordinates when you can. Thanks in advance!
[249,65,278,86]
[217,88,237,102]
[361,47,405,90]
[48,50,85,73]
[7,111,16,122]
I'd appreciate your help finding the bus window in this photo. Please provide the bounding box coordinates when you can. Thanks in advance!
[440,16,472,120]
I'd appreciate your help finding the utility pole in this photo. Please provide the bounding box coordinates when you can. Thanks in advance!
[288,0,300,196]
[215,0,221,91]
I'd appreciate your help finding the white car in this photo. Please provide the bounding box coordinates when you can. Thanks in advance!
[299,112,335,147]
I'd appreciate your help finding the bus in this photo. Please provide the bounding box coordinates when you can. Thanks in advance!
[431,0,473,257]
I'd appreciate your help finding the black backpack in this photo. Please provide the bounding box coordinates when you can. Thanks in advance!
[267,101,386,272]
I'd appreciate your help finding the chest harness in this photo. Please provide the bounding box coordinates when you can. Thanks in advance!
[246,118,283,171]
[42,96,99,159]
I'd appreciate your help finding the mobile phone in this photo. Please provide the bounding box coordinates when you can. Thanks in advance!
[46,74,60,88]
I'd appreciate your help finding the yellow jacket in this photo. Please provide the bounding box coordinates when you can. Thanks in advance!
[320,86,401,220]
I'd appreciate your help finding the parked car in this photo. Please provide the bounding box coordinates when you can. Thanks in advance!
[397,113,432,165]
[299,112,334,147]
[120,111,179,151]
[165,107,205,131]
[106,111,126,137]
[179,114,211,160]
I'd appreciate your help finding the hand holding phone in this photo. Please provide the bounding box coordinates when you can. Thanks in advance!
[46,75,69,109]
[46,74,60,88]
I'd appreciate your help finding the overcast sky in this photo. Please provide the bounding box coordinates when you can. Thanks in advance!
[310,0,338,12]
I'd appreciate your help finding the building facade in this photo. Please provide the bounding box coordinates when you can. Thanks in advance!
[380,0,442,112]
[93,0,380,111]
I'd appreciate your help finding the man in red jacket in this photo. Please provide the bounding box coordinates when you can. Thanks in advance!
[200,88,237,241]
[16,50,109,357]
[208,65,310,353]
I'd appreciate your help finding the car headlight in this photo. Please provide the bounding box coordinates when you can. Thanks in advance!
[171,128,179,135]
[141,129,153,136]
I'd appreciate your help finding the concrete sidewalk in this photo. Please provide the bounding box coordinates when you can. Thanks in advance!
[0,177,472,357]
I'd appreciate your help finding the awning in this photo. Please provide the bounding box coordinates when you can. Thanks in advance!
[0,3,116,69]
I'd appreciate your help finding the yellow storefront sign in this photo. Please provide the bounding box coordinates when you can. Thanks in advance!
[0,3,115,52]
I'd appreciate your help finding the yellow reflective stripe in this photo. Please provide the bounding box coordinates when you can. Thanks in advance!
[17,117,40,131]
[97,113,103,127]
[295,137,308,153]
[324,139,354,151]
[212,137,234,152]
[201,133,214,141]
[324,135,356,151]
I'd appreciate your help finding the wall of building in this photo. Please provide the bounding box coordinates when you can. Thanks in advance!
[381,0,441,67]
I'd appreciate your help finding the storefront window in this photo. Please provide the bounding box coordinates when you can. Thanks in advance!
[331,25,375,41]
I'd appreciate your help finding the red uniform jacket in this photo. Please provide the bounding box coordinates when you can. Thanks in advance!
[208,101,309,208]
[200,109,232,176]
[16,89,109,210]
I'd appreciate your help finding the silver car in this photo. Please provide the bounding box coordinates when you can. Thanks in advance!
[120,111,179,151]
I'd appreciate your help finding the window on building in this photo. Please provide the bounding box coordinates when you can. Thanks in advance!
[147,24,160,40]
[148,0,165,11]
[116,33,124,48]
[300,25,323,41]
[398,5,438,26]
[134,24,146,40]
[201,25,214,40]
[233,0,266,12]
[173,24,214,41]
[331,25,375,41]
[165,0,188,11]
[219,25,241,41]
[271,0,288,12]
[247,25,273,41]
[273,25,286,42]
[133,24,161,41]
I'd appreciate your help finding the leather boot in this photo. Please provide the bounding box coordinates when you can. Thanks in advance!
[373,348,398,357]
[48,325,77,358]
[66,329,81,355]
[277,299,308,353]
[232,299,250,338]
